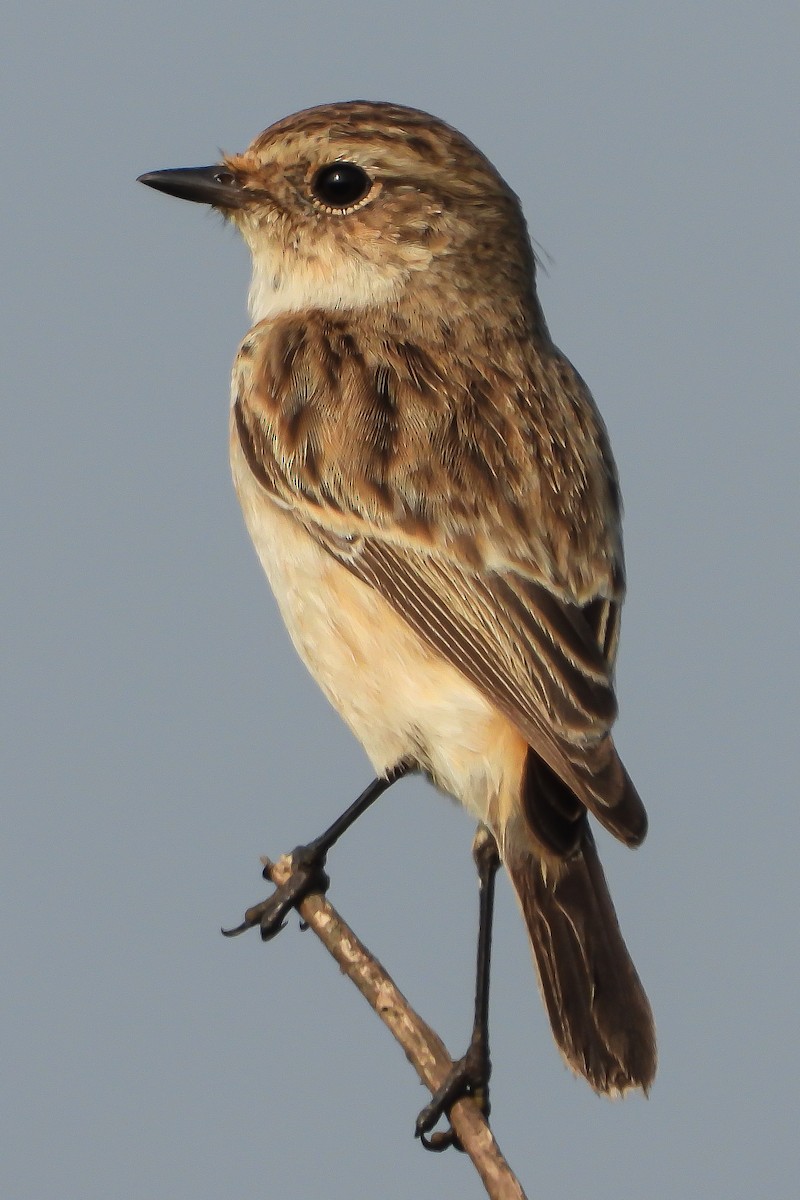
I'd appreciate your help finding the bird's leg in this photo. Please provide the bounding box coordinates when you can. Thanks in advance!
[415,824,501,1152]
[223,761,411,941]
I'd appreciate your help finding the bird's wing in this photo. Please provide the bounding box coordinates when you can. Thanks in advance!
[314,525,643,846]
[233,314,646,845]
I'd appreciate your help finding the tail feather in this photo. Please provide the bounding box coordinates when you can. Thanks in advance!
[503,825,656,1094]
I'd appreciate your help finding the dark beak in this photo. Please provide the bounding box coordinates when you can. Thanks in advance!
[137,165,246,209]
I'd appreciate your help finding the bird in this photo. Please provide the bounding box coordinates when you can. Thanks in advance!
[138,100,656,1130]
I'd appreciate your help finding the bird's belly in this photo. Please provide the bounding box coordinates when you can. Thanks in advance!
[231,449,526,827]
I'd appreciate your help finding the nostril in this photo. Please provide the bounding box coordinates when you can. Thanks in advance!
[215,171,237,187]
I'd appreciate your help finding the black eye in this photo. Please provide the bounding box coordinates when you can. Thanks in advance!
[311,162,372,209]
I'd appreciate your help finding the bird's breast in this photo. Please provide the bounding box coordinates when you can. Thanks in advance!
[229,413,527,827]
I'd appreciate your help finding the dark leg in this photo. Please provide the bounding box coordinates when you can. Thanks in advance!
[415,825,501,1152]
[223,761,412,940]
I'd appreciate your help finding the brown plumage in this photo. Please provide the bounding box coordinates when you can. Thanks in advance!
[143,100,656,1094]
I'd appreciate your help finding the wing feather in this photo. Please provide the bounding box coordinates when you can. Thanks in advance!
[232,314,647,846]
[318,530,644,844]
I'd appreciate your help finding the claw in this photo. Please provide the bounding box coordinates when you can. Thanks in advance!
[221,919,252,938]
[223,770,412,945]
[222,846,329,940]
[414,1044,490,1154]
[418,1126,465,1154]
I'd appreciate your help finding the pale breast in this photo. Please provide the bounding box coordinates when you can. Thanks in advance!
[229,414,527,827]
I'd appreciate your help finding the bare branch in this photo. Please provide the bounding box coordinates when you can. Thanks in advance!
[261,853,529,1200]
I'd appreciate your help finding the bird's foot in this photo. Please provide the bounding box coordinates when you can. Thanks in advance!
[222,842,330,941]
[414,1039,491,1152]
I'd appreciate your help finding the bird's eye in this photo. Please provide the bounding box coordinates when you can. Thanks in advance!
[310,163,372,210]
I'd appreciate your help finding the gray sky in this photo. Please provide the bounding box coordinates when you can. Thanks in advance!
[4,3,799,1198]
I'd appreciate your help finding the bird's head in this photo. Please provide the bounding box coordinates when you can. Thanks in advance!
[138,100,536,325]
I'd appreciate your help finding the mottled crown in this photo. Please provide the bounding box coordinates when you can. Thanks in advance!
[248,101,504,189]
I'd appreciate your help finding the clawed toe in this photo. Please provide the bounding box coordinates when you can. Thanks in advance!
[223,771,411,941]
[222,846,330,940]
[414,1043,491,1153]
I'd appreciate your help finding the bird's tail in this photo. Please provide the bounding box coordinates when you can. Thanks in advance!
[502,824,656,1094]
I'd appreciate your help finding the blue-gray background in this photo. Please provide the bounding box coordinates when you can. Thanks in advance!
[4,4,798,1198]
